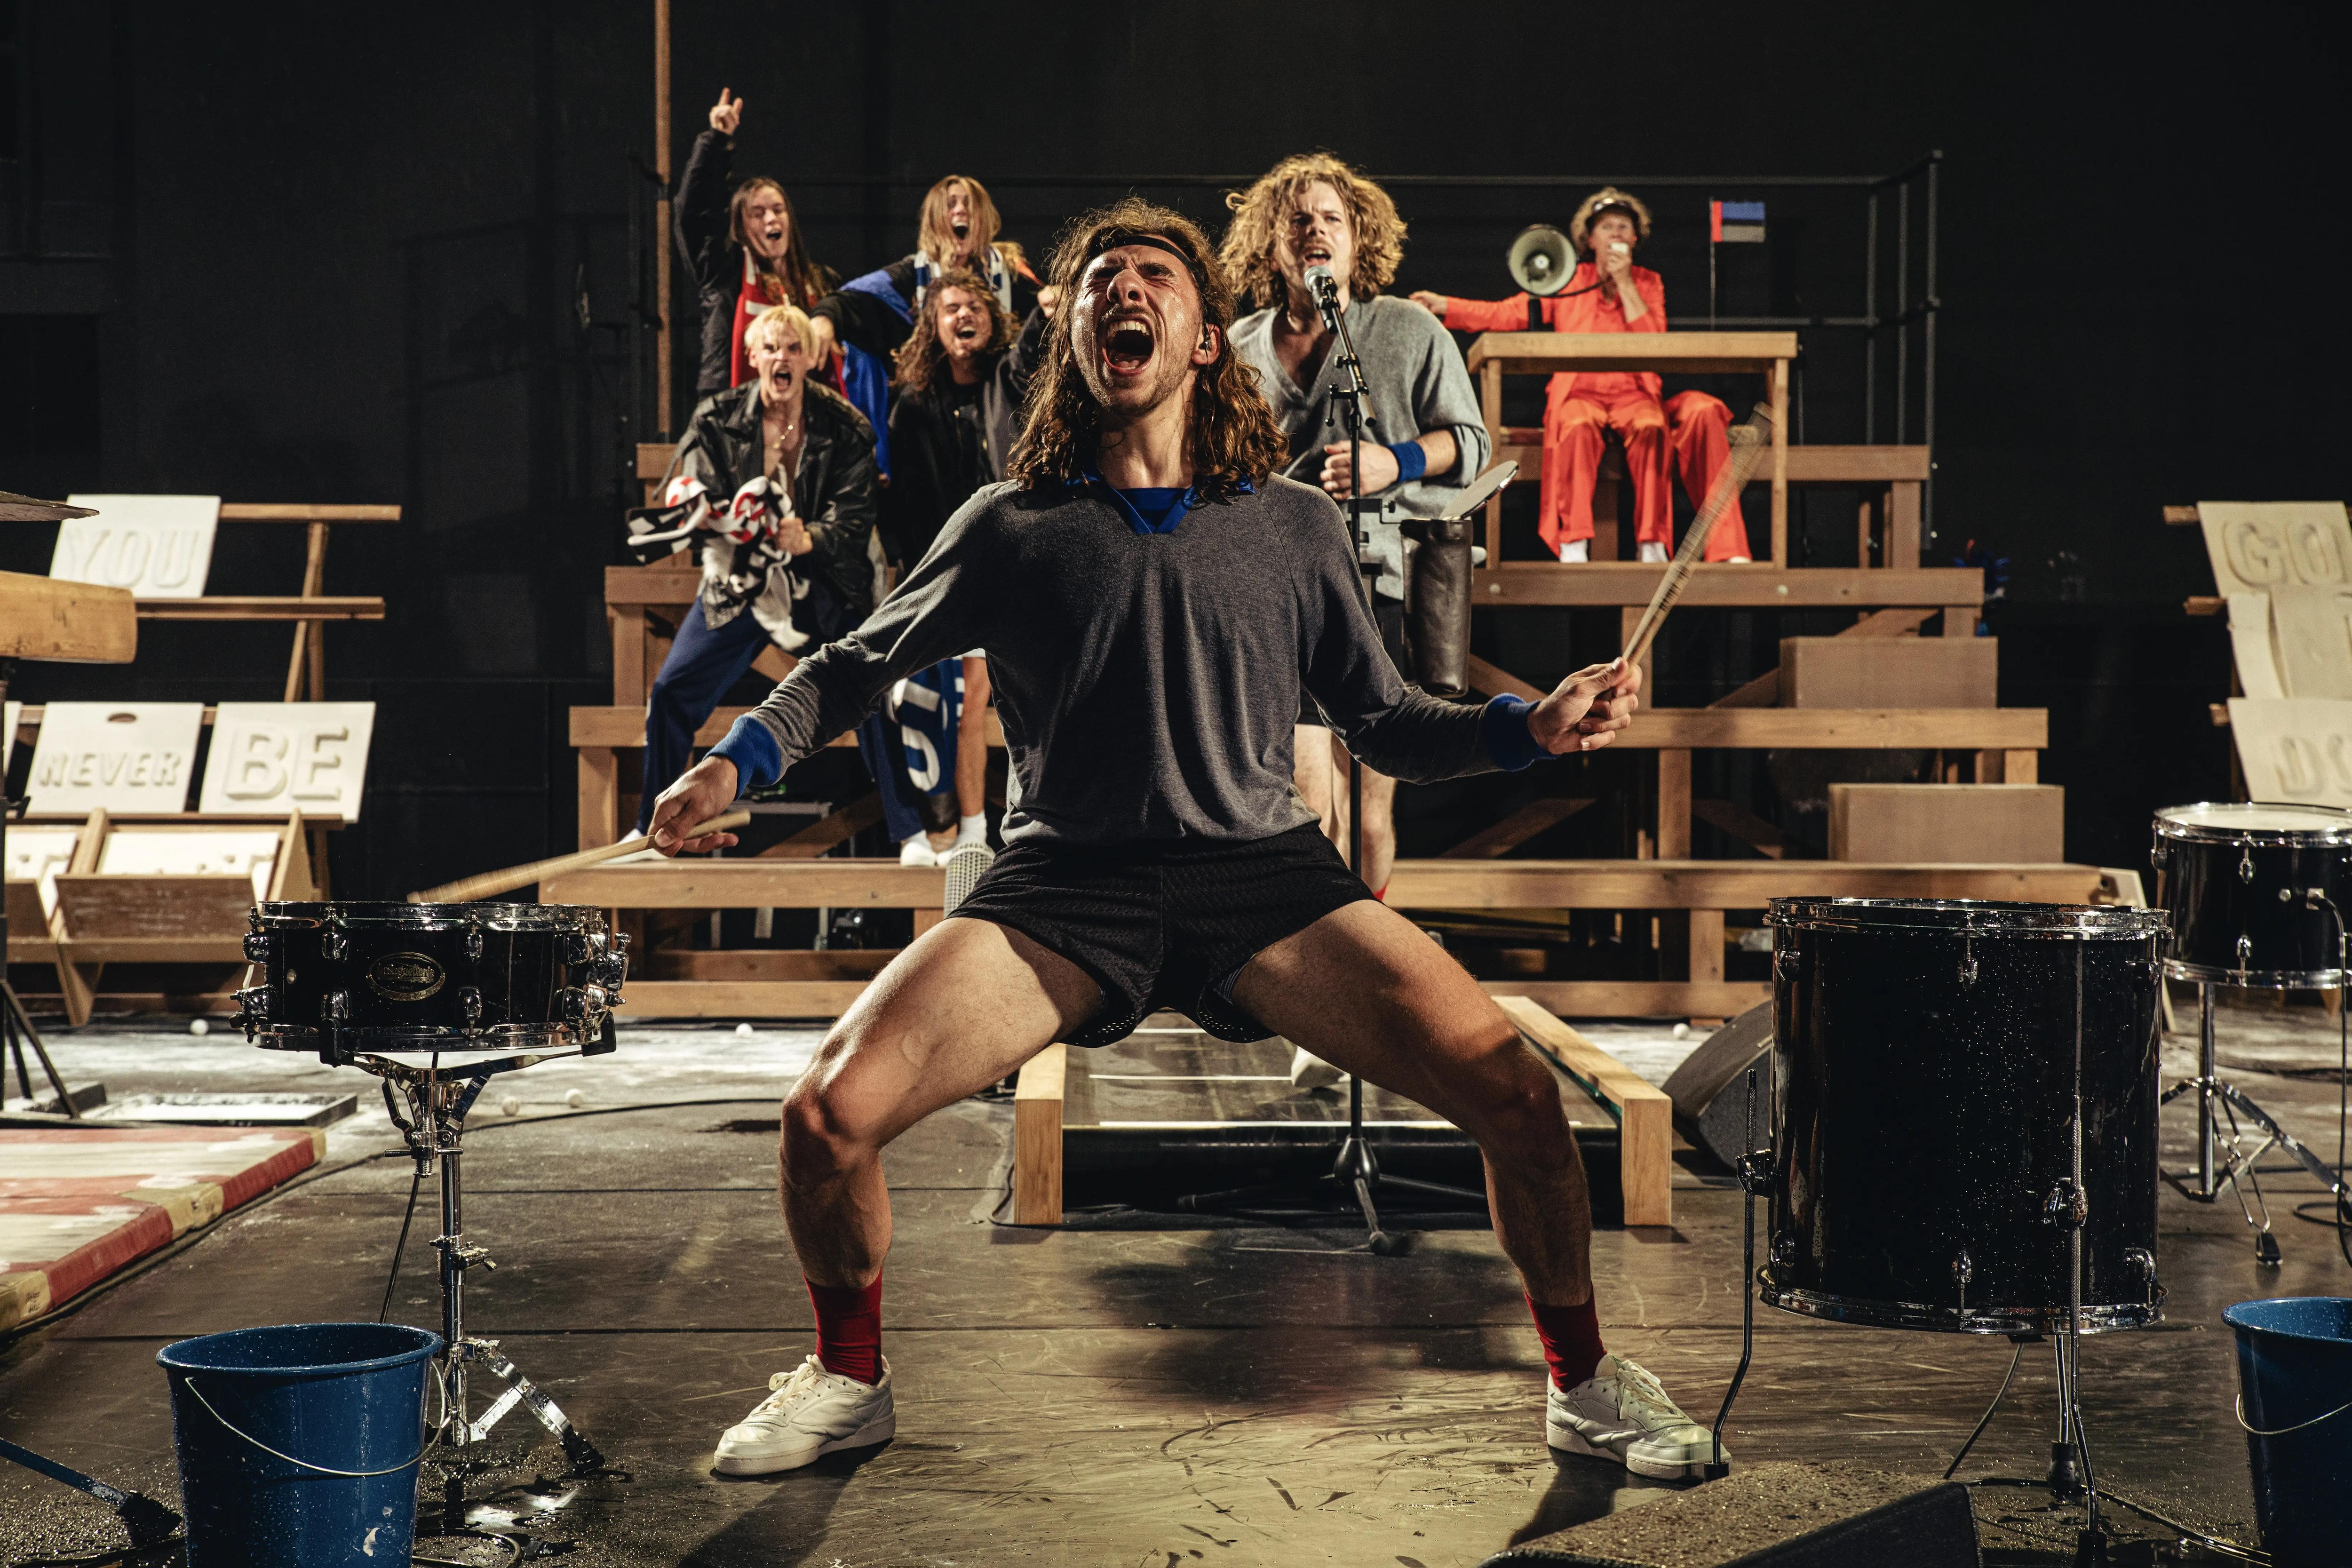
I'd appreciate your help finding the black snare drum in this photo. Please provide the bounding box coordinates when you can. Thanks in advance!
[1760,898,2166,1336]
[237,901,627,1058]
[2152,802,2352,987]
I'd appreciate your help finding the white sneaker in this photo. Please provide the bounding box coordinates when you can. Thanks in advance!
[714,1354,896,1475]
[898,836,938,867]
[1289,1044,1346,1090]
[1637,541,1669,563]
[1558,539,1590,563]
[1727,555,1751,564]
[1547,1353,1724,1478]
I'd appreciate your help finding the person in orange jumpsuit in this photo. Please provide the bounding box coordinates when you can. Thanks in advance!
[1413,188,1749,564]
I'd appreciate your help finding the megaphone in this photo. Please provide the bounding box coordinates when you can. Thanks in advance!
[1506,224,1577,296]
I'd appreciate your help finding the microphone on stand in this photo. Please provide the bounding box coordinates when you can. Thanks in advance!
[1303,263,1343,329]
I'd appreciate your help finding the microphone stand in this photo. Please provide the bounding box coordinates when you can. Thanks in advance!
[1177,276,1483,1253]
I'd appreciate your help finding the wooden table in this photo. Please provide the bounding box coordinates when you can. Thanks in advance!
[1464,330,1797,564]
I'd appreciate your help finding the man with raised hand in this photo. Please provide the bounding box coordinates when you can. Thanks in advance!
[645,199,1721,1483]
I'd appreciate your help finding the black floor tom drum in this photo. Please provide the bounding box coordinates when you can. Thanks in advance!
[1761,898,2166,1336]
[2152,802,2352,987]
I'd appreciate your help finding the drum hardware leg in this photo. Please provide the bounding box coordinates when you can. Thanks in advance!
[1707,1064,1772,1480]
[1,980,78,1117]
[2054,943,2106,1558]
[2198,981,2218,1198]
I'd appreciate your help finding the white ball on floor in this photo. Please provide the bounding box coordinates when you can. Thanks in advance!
[564,1088,586,1108]
[499,1095,522,1117]
[735,1021,755,1036]
[1672,1022,1692,1041]
[189,1018,210,1036]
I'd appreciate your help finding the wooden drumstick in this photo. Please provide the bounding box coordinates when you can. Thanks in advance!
[406,809,752,904]
[1617,402,1777,674]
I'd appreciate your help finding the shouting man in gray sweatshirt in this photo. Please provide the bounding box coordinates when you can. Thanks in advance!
[645,199,1723,1484]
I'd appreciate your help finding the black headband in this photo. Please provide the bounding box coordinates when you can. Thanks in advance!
[1084,229,1204,281]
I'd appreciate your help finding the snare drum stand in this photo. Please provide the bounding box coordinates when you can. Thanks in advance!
[360,1032,613,1523]
[2162,965,2351,1264]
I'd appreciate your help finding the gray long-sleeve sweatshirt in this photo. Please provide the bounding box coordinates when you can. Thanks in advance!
[723,473,1526,847]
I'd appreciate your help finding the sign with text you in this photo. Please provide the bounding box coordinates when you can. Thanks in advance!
[196,703,376,822]
[53,495,219,597]
[24,703,206,813]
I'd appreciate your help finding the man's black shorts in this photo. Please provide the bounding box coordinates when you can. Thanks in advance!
[947,820,1375,1045]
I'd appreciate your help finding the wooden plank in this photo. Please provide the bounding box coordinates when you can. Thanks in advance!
[547,860,949,908]
[136,596,383,621]
[606,565,706,606]
[49,937,249,963]
[1464,656,1543,703]
[1437,798,1593,858]
[1613,708,2045,748]
[1656,751,1691,860]
[1465,331,1799,376]
[2004,749,2039,784]
[1844,607,1937,637]
[1472,562,1983,609]
[1780,446,1932,483]
[2162,505,2201,525]
[571,705,1004,749]
[761,795,883,858]
[1770,357,1789,566]
[578,747,619,852]
[1480,364,1505,572]
[1691,799,1791,859]
[0,572,137,663]
[647,948,898,981]
[610,608,647,706]
[1888,481,1923,567]
[54,876,254,939]
[1013,1043,1068,1225]
[638,443,678,480]
[1707,669,1779,709]
[1493,996,1671,1227]
[283,519,329,701]
[914,908,944,937]
[1688,909,1725,986]
[1393,859,2108,910]
[216,504,400,522]
[611,980,873,1018]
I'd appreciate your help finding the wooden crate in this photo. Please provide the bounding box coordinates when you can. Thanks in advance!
[1829,784,2065,863]
[1781,636,1997,708]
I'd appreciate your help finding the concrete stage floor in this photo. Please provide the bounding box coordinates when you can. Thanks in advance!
[2,994,2345,1565]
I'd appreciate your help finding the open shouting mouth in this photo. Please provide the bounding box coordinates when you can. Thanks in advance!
[1101,314,1155,380]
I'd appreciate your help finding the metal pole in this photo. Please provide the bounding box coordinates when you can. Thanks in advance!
[1895,182,1910,445]
[1922,153,1939,547]
[652,0,672,439]
[2200,981,2218,1198]
[1863,192,1878,446]
[436,1083,469,1450]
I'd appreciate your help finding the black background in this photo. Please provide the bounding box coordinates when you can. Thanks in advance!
[1,1,2342,893]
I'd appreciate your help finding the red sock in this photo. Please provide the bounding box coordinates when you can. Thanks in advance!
[1526,1295,1605,1389]
[807,1276,883,1384]
[1373,883,1389,902]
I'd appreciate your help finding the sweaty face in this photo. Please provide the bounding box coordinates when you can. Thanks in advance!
[942,182,978,262]
[744,189,791,263]
[1071,243,1214,415]
[934,287,990,363]
[1274,180,1354,301]
[1587,210,1637,257]
[747,326,813,399]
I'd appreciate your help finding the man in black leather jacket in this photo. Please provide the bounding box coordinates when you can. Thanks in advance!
[638,304,879,831]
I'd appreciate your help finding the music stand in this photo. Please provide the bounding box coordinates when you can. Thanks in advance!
[0,547,127,1118]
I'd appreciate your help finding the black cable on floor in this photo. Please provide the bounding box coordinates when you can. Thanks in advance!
[1941,1336,2025,1480]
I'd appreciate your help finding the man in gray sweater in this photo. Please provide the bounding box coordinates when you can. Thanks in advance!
[1223,153,1491,899]
[645,200,1722,1485]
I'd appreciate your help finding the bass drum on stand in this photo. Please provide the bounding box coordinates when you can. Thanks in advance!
[2152,801,2352,987]
[1761,898,2167,1336]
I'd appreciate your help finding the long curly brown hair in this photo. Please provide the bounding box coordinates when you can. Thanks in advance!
[1006,200,1288,501]
[1219,152,1406,310]
[728,177,835,308]
[891,268,1020,396]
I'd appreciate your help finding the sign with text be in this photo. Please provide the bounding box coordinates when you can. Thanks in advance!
[196,703,376,822]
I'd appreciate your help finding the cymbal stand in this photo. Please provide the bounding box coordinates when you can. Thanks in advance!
[0,656,78,1119]
[364,1040,607,1523]
[1705,1061,1772,1479]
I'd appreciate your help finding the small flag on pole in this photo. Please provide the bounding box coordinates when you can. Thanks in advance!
[1710,200,1766,243]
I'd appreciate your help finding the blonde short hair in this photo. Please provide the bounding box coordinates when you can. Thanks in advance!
[744,302,816,358]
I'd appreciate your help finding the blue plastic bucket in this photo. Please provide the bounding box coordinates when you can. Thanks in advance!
[2224,1297,2352,1567]
[157,1322,442,1568]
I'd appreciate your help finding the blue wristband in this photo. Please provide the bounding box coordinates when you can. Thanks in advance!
[707,714,784,791]
[1479,694,1552,772]
[1386,440,1428,483]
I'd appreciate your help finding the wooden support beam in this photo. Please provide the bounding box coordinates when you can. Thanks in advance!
[1656,751,1691,859]
[1437,798,1593,859]
[1014,1044,1068,1225]
[759,795,883,859]
[1465,655,1543,703]
[1469,562,1985,610]
[1843,607,1937,637]
[577,748,619,852]
[1494,996,1672,1227]
[1688,909,1725,987]
[1692,799,1791,859]
[1708,669,1779,708]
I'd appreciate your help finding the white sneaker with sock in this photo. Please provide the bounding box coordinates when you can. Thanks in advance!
[1547,1353,1725,1478]
[898,835,938,867]
[1558,539,1590,563]
[1637,541,1669,563]
[714,1354,896,1475]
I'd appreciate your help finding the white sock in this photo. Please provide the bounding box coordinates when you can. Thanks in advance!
[1638,541,1669,563]
[956,813,987,846]
[1558,539,1590,563]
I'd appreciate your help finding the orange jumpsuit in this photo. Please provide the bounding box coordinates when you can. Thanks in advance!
[1437,264,1750,561]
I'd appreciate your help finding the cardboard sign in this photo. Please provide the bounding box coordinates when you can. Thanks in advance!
[54,495,220,599]
[2229,699,2352,808]
[3,828,79,919]
[24,703,206,814]
[2267,586,2352,700]
[196,702,375,822]
[99,830,282,900]
[3,700,18,774]
[2225,594,2287,700]
[2200,501,2352,598]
